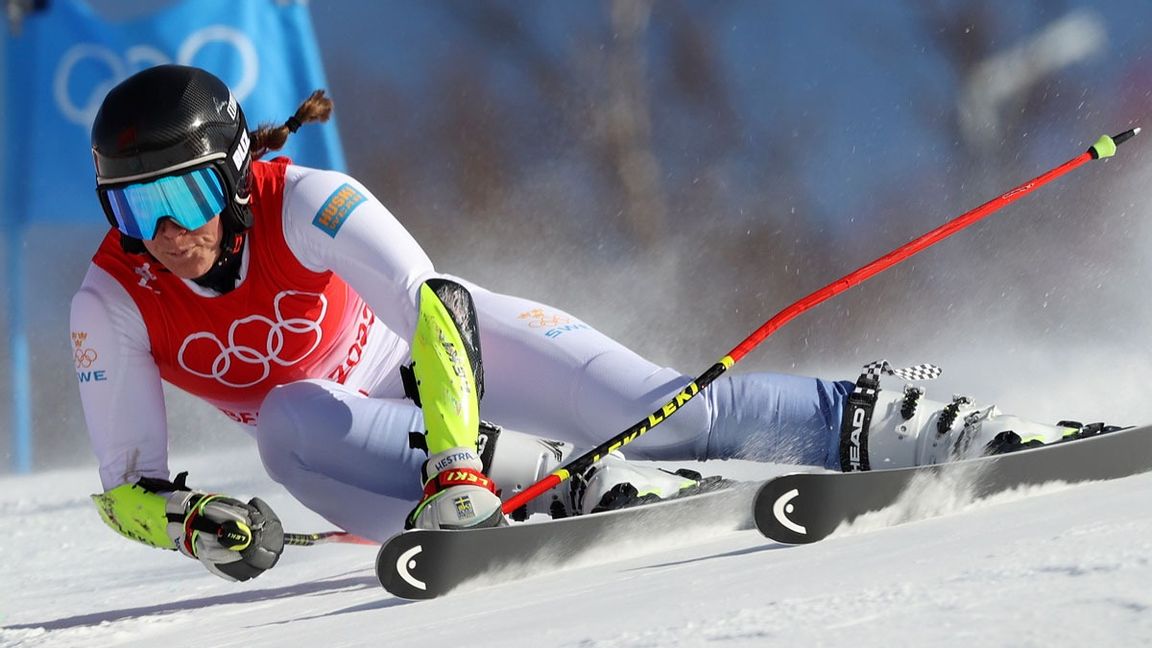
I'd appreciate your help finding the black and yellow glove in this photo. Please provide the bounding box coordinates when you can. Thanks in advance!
[93,472,284,582]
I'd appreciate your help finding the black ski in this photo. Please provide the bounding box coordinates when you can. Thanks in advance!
[754,423,1152,544]
[376,483,757,600]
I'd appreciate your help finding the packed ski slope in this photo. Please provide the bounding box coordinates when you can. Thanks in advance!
[2,441,1151,647]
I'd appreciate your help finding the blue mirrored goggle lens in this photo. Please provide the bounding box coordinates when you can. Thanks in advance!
[104,167,227,240]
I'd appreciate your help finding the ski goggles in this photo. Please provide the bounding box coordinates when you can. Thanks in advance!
[99,166,227,240]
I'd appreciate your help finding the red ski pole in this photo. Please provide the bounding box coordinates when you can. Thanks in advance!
[502,129,1140,515]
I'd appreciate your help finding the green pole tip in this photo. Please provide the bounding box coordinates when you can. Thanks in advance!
[1092,134,1117,159]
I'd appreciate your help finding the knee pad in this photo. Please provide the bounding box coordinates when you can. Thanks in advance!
[408,278,485,455]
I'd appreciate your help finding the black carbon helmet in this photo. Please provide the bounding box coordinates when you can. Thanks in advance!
[91,64,254,241]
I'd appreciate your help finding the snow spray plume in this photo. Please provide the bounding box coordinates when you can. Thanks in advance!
[500,128,1142,515]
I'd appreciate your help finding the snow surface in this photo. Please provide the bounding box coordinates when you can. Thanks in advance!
[2,443,1151,648]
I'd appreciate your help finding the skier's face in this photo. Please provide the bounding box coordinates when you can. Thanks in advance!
[142,215,224,279]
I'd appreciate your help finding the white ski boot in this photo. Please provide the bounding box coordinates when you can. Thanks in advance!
[838,361,1120,471]
[479,424,712,520]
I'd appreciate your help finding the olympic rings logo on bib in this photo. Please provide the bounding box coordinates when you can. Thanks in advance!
[177,291,328,388]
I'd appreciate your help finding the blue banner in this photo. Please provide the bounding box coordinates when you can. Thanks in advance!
[5,0,345,224]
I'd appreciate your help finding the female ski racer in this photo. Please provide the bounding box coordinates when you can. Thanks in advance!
[72,65,1082,582]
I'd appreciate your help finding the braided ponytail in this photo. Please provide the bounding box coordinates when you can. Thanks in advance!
[250,89,333,160]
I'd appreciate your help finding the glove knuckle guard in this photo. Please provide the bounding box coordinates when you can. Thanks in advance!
[242,497,285,571]
[200,496,285,582]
